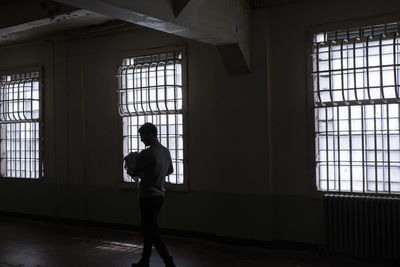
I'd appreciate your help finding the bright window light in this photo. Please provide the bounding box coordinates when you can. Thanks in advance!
[117,52,184,184]
[312,23,400,194]
[0,71,41,178]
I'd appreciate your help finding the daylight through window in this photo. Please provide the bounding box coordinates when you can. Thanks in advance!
[117,51,184,184]
[312,23,400,194]
[0,71,41,179]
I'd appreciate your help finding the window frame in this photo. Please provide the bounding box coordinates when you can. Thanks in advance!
[0,66,44,180]
[116,45,189,192]
[307,21,400,196]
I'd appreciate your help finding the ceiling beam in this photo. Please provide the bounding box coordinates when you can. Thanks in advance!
[0,1,114,44]
[171,0,191,18]
[53,0,251,75]
[0,0,77,29]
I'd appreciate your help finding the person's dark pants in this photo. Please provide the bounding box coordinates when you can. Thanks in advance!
[139,196,172,263]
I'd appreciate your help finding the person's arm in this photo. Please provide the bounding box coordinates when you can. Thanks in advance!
[167,152,174,176]
[125,152,139,177]
[132,151,146,177]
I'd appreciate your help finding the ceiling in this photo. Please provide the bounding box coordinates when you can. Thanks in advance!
[0,0,267,74]
[0,0,116,45]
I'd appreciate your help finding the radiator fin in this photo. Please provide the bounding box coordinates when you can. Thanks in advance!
[324,194,400,261]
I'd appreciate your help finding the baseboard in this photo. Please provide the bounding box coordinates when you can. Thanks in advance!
[0,211,319,251]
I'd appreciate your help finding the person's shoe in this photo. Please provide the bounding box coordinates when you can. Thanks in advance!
[132,259,149,267]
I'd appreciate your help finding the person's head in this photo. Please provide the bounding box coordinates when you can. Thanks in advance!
[138,123,158,146]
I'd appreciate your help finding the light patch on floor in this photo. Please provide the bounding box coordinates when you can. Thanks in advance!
[71,236,143,252]
[95,240,143,252]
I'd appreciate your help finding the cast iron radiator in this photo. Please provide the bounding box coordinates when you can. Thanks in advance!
[324,194,400,260]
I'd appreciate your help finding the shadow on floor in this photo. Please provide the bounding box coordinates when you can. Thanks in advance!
[0,216,395,267]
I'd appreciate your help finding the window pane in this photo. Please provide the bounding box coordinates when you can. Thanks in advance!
[313,25,400,194]
[119,52,184,184]
[122,114,184,184]
[0,71,41,179]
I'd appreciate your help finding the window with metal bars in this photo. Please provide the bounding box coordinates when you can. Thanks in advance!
[312,23,400,194]
[117,51,184,184]
[0,71,42,179]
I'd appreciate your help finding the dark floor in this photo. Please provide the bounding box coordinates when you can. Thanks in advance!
[0,216,395,267]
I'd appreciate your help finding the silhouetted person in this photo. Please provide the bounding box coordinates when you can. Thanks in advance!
[130,123,176,267]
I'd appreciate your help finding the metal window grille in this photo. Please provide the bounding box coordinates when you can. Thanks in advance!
[117,51,184,184]
[0,71,41,179]
[312,22,400,194]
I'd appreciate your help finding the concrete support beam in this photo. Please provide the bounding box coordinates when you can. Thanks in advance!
[0,10,100,41]
[0,0,77,29]
[53,0,250,75]
[171,0,192,18]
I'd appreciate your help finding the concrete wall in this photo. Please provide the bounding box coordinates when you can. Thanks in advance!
[267,0,400,243]
[0,0,399,245]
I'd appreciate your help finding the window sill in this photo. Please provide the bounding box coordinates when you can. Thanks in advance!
[166,182,188,192]
[117,180,188,192]
[317,190,400,198]
[117,181,138,190]
[0,177,43,181]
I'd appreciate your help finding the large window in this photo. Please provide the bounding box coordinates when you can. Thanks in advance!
[117,51,184,184]
[312,23,400,194]
[0,71,42,179]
